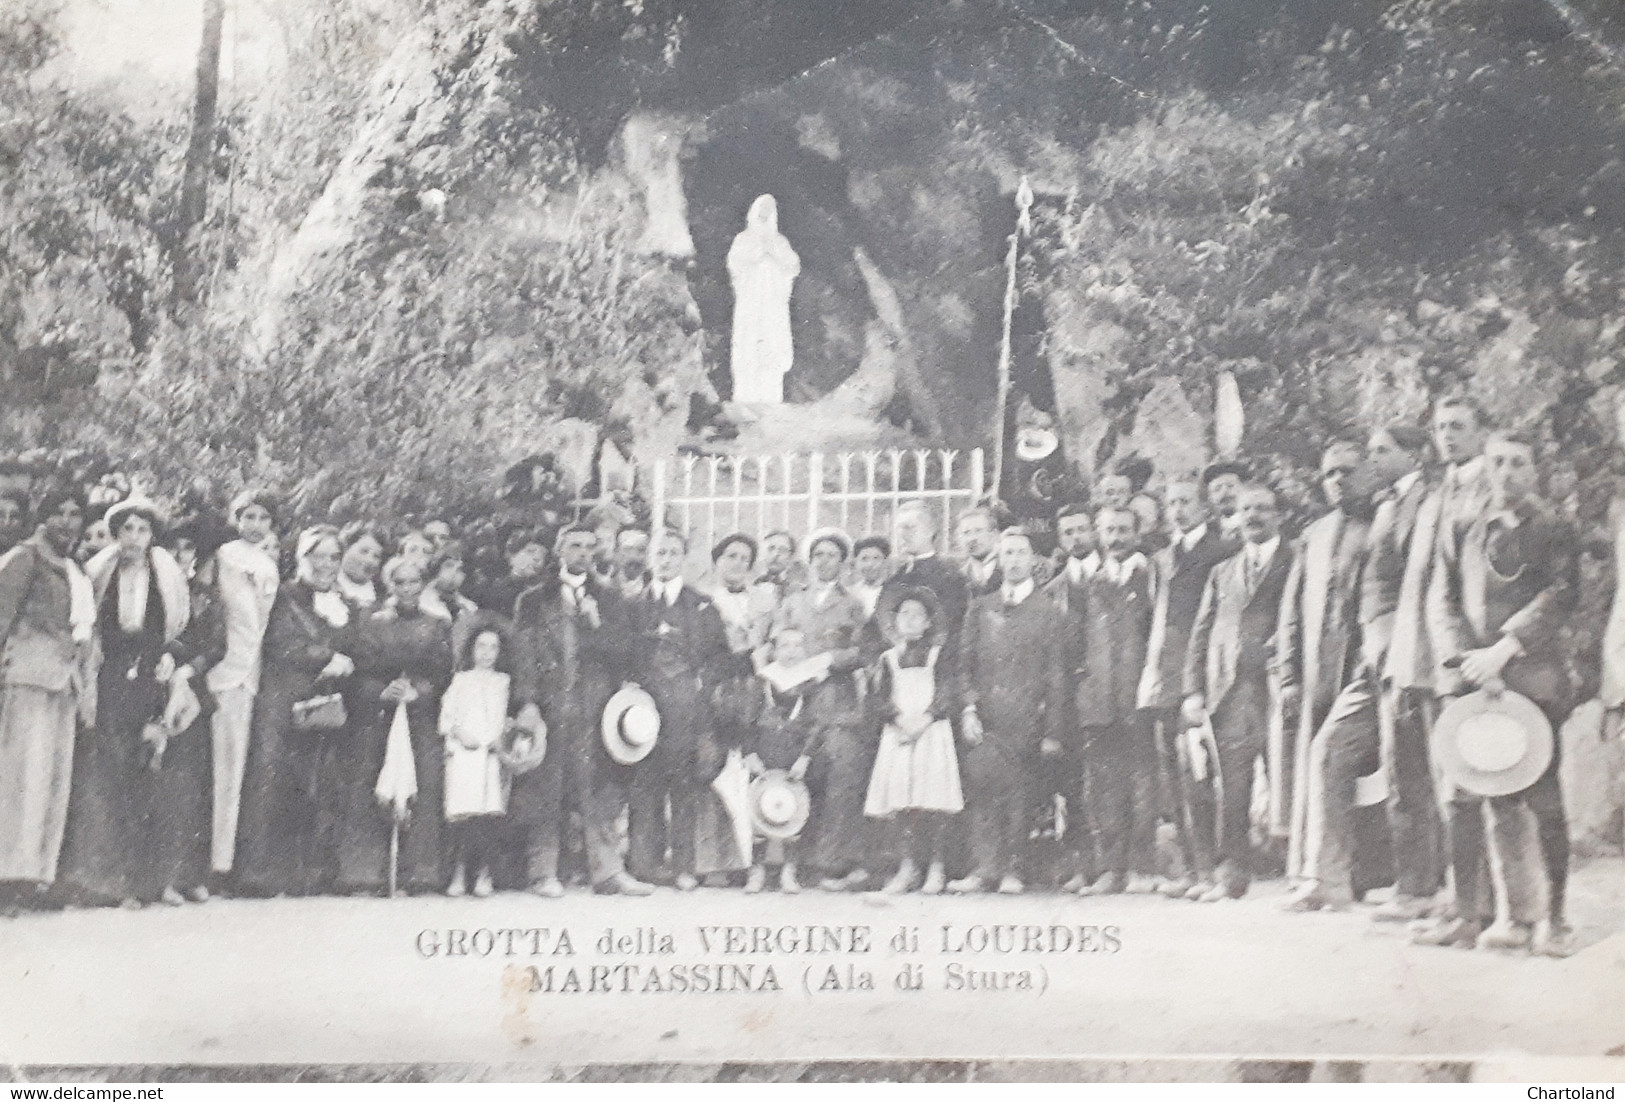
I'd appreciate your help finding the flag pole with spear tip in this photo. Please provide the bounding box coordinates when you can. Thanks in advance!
[991,176,1034,506]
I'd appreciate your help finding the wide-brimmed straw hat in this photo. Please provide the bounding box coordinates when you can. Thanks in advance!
[601,685,661,765]
[1431,687,1554,798]
[747,770,811,840]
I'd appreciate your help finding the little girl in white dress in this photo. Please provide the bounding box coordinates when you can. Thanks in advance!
[440,628,513,898]
[863,588,964,895]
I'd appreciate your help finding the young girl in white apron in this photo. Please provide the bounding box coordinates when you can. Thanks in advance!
[864,589,964,894]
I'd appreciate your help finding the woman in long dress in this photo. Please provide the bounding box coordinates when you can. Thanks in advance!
[693,534,773,881]
[0,487,92,916]
[233,526,356,897]
[58,497,191,906]
[773,528,870,891]
[338,556,453,894]
[139,517,232,906]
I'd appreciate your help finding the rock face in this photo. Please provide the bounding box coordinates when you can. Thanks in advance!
[1563,701,1625,856]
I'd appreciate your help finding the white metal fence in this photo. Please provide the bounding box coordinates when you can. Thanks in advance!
[650,448,987,556]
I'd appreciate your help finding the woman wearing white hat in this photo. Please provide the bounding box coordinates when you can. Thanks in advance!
[773,527,870,891]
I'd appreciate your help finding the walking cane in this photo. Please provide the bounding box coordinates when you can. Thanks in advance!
[388,815,400,898]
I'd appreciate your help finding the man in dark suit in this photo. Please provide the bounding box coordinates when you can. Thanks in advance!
[512,524,651,897]
[949,527,1070,894]
[1137,476,1238,899]
[1183,482,1294,900]
[1372,396,1492,922]
[1063,506,1156,895]
[1417,430,1576,956]
[955,506,1003,597]
[1283,423,1426,911]
[1037,501,1093,889]
[624,528,731,891]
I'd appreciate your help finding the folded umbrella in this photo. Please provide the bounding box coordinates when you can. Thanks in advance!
[375,699,418,897]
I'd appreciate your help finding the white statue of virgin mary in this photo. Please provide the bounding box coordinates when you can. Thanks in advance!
[727,194,800,404]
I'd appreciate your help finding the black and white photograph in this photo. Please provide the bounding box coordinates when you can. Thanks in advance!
[1,0,1623,1085]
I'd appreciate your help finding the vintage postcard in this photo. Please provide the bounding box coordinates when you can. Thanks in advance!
[0,0,1622,1084]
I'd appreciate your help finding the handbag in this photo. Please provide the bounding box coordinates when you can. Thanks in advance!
[292,692,347,731]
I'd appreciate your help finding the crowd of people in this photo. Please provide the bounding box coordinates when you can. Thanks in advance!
[0,397,1602,958]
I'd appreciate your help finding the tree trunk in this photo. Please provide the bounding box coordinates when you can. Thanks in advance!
[170,0,225,316]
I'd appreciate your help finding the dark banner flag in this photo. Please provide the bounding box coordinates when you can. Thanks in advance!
[991,181,1073,554]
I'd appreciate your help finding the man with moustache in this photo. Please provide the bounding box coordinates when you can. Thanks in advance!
[1372,396,1492,924]
[608,527,652,601]
[1273,441,1376,890]
[955,506,1003,597]
[1065,506,1157,896]
[1183,483,1295,901]
[1202,461,1248,543]
[1283,424,1428,911]
[950,528,1071,895]
[1137,476,1239,900]
[512,524,652,897]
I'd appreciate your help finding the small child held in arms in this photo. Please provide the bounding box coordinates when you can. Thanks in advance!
[743,626,825,894]
[441,626,539,897]
[864,587,964,895]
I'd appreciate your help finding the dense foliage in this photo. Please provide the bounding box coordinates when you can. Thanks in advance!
[3,0,1625,527]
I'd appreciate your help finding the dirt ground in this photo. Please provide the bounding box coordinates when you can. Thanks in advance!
[1,858,1621,1076]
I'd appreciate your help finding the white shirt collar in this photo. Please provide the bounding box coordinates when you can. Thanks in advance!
[1066,554,1093,585]
[1180,523,1208,552]
[1247,535,1281,571]
[560,567,587,588]
[1100,553,1126,584]
[657,577,683,605]
[1002,577,1035,605]
[1393,470,1422,498]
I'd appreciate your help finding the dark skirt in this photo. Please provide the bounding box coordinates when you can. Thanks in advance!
[233,678,349,896]
[141,711,212,893]
[57,670,161,902]
[335,704,444,893]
